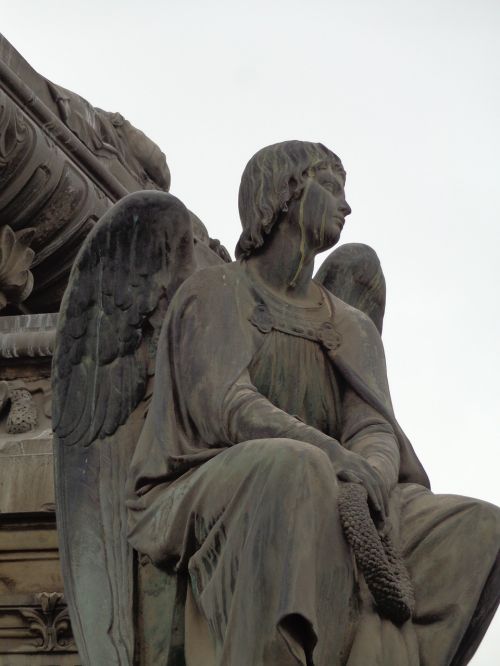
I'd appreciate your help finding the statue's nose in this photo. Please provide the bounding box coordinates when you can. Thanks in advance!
[340,200,352,216]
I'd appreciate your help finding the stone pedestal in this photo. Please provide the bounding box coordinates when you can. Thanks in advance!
[0,314,80,665]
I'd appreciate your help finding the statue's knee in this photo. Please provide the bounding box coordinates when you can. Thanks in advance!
[470,500,500,549]
[475,500,500,548]
[237,439,335,501]
[246,439,333,494]
[264,438,330,468]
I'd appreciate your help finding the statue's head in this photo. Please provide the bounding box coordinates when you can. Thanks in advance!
[236,140,347,258]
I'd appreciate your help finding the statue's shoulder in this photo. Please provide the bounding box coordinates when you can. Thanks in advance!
[170,261,250,316]
[324,289,385,355]
[327,290,379,334]
[175,261,247,299]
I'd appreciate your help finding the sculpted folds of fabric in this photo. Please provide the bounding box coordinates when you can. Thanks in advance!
[52,141,500,666]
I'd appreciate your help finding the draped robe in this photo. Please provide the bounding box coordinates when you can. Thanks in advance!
[127,262,500,665]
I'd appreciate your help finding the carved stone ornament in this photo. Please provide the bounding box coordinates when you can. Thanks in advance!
[19,592,74,651]
[5,386,38,434]
[0,224,35,310]
[0,379,38,434]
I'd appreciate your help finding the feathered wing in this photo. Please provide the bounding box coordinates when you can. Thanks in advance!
[316,242,386,333]
[52,191,198,666]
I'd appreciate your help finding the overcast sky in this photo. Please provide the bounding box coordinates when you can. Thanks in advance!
[3,1,500,662]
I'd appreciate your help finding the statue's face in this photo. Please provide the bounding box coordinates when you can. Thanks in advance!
[293,166,351,254]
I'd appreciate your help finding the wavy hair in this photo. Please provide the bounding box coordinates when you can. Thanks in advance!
[236,140,344,258]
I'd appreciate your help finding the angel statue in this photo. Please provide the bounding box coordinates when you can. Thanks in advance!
[53,141,500,666]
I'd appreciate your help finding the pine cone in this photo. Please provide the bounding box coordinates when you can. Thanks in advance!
[338,482,414,624]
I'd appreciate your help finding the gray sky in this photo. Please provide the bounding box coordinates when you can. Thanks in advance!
[3,0,500,662]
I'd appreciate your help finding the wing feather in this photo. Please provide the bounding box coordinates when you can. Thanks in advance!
[316,242,386,333]
[53,191,198,665]
[53,191,195,447]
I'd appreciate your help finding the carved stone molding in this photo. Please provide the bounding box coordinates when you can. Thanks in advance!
[0,225,35,310]
[0,34,175,313]
[0,83,111,312]
[19,593,74,652]
[0,516,78,661]
[0,313,57,360]
[0,314,57,515]
[0,593,76,655]
[0,35,230,313]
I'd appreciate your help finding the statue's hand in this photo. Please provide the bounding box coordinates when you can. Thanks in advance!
[333,448,389,525]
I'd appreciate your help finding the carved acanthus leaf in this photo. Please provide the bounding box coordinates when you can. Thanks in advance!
[0,224,35,309]
[18,592,74,652]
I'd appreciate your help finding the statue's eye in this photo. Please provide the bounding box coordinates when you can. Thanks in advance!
[323,180,341,195]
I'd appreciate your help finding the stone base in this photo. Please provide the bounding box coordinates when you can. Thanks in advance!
[0,515,79,665]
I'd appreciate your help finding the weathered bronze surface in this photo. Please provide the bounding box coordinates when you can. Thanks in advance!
[0,36,234,665]
[0,33,171,313]
[0,312,79,665]
[0,35,229,315]
[52,140,500,665]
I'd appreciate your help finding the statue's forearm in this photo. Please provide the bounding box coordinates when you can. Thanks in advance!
[347,426,400,491]
[341,388,400,489]
[223,374,343,463]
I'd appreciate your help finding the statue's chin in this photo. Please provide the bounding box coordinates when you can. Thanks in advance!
[315,228,341,256]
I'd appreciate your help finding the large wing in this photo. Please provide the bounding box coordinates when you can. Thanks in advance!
[316,242,386,333]
[52,191,198,665]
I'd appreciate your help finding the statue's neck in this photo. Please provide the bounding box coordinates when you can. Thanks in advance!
[243,228,318,305]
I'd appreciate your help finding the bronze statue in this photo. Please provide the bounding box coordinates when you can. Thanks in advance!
[0,33,171,313]
[53,141,500,665]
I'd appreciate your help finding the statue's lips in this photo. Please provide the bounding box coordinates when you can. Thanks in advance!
[333,217,345,229]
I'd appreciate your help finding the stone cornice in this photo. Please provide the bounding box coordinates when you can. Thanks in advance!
[0,313,57,359]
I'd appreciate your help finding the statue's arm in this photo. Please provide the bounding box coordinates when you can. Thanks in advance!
[165,268,388,514]
[331,295,402,493]
[341,387,400,494]
[220,370,390,516]
[222,369,343,462]
[169,270,342,462]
